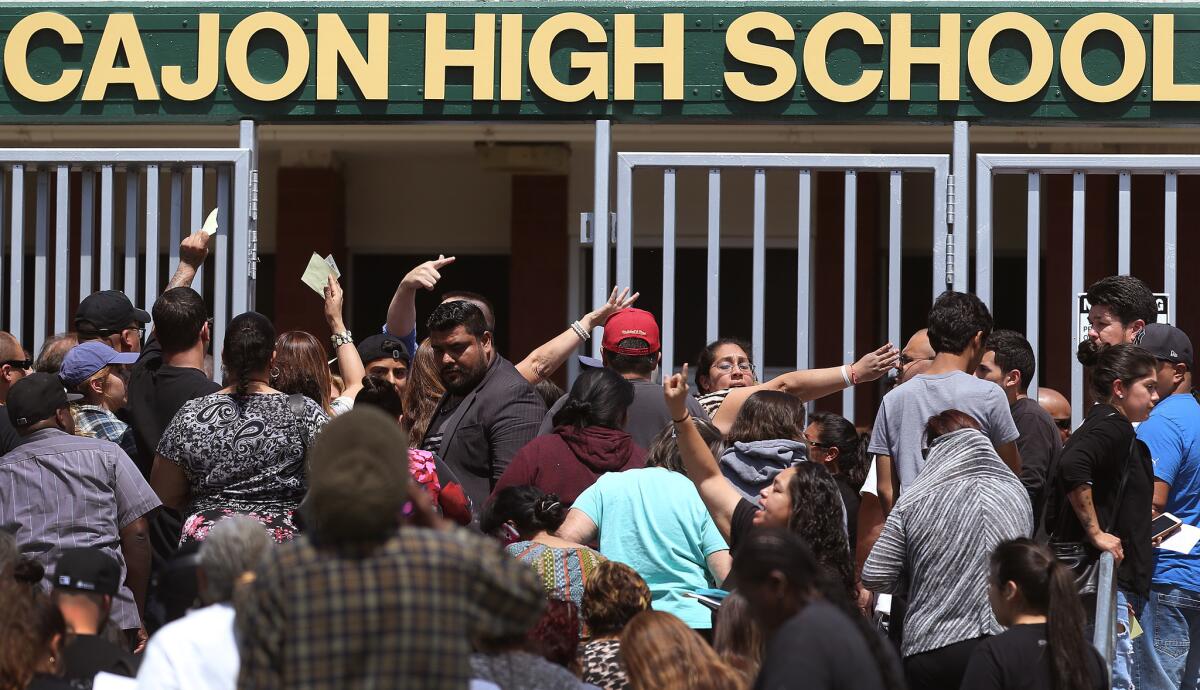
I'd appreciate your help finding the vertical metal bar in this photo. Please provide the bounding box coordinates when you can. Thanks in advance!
[33,171,48,355]
[1071,172,1087,429]
[240,120,258,310]
[169,169,182,277]
[1093,552,1117,677]
[99,165,113,290]
[0,172,6,331]
[9,166,23,344]
[1026,172,1041,397]
[888,171,903,351]
[1118,171,1131,274]
[1165,172,1178,323]
[214,167,230,378]
[190,166,204,295]
[797,170,812,373]
[232,154,250,319]
[706,168,721,343]
[843,170,857,422]
[615,157,633,290]
[80,171,94,303]
[751,169,766,380]
[566,210,581,385]
[662,169,676,377]
[952,121,970,292]
[932,163,949,305]
[591,121,610,357]
[53,166,69,336]
[974,158,993,308]
[144,165,159,309]
[124,168,140,302]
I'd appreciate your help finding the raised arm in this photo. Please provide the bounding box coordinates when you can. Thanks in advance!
[385,255,456,338]
[165,229,212,291]
[515,287,639,384]
[323,275,366,401]
[665,365,742,542]
[711,343,899,433]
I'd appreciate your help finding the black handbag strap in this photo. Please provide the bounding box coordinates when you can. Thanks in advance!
[1041,411,1137,540]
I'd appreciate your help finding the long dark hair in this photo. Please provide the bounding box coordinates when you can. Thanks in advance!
[1082,343,1156,403]
[552,367,634,430]
[222,312,276,396]
[991,539,1092,690]
[695,337,753,394]
[785,462,855,602]
[726,391,805,445]
[480,485,567,539]
[401,338,444,448]
[272,331,332,413]
[808,410,868,491]
[731,529,903,690]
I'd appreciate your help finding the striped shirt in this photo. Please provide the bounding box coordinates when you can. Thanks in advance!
[0,428,161,629]
[862,428,1032,657]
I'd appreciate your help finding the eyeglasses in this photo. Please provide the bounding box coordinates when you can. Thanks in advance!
[713,362,754,373]
[898,354,935,367]
[1054,418,1072,431]
[1,358,31,370]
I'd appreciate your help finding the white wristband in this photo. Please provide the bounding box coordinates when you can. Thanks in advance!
[840,364,852,387]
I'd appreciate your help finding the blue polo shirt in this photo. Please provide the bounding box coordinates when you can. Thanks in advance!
[1138,393,1200,592]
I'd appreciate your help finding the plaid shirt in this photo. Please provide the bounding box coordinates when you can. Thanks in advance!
[236,526,545,690]
[73,404,139,461]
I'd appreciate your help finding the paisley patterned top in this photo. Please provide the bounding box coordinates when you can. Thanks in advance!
[158,392,327,544]
[506,540,605,636]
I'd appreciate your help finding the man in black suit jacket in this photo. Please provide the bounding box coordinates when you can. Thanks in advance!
[425,300,547,515]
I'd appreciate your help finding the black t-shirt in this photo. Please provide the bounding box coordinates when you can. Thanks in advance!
[754,600,898,690]
[730,497,759,555]
[1048,403,1154,596]
[1012,397,1062,520]
[0,406,20,455]
[959,623,1105,690]
[835,475,861,551]
[61,634,138,681]
[126,335,220,477]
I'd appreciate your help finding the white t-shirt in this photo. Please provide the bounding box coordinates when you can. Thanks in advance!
[136,603,238,690]
[330,395,354,416]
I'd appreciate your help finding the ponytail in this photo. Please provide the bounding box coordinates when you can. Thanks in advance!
[222,312,276,396]
[992,539,1093,690]
[1046,558,1092,690]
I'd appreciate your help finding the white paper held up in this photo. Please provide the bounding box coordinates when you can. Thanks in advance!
[1159,523,1200,555]
[201,208,218,236]
[301,252,338,297]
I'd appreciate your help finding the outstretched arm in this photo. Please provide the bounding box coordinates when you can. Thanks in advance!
[712,343,899,433]
[665,365,742,543]
[385,255,456,338]
[515,287,639,384]
[324,275,366,401]
[165,229,212,292]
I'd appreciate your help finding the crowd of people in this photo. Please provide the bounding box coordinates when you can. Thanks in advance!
[0,223,1196,690]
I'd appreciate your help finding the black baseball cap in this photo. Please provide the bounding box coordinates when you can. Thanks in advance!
[53,548,123,597]
[1138,323,1194,369]
[75,290,151,333]
[357,334,410,366]
[7,372,82,427]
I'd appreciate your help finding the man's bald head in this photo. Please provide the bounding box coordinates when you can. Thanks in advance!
[1037,386,1072,442]
[0,331,29,402]
[898,329,935,384]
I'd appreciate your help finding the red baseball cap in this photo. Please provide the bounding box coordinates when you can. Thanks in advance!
[602,308,661,355]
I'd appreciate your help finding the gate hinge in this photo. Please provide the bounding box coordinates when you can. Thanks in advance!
[248,229,259,280]
[946,174,956,225]
[579,212,617,246]
[249,169,259,223]
[945,233,955,286]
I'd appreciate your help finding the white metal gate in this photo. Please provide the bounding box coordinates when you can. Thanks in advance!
[599,146,952,422]
[0,121,257,375]
[975,153,1200,427]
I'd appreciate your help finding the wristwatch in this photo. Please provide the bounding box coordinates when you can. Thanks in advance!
[331,331,354,348]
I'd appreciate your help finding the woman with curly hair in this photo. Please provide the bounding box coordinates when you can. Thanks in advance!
[664,367,855,601]
[0,582,71,690]
[577,562,652,689]
[620,611,746,690]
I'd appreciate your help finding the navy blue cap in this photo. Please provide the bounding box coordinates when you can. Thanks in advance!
[59,341,138,389]
[1138,323,1194,369]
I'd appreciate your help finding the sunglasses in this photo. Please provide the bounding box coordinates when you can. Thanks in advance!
[1,358,31,370]
[1054,418,1072,431]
